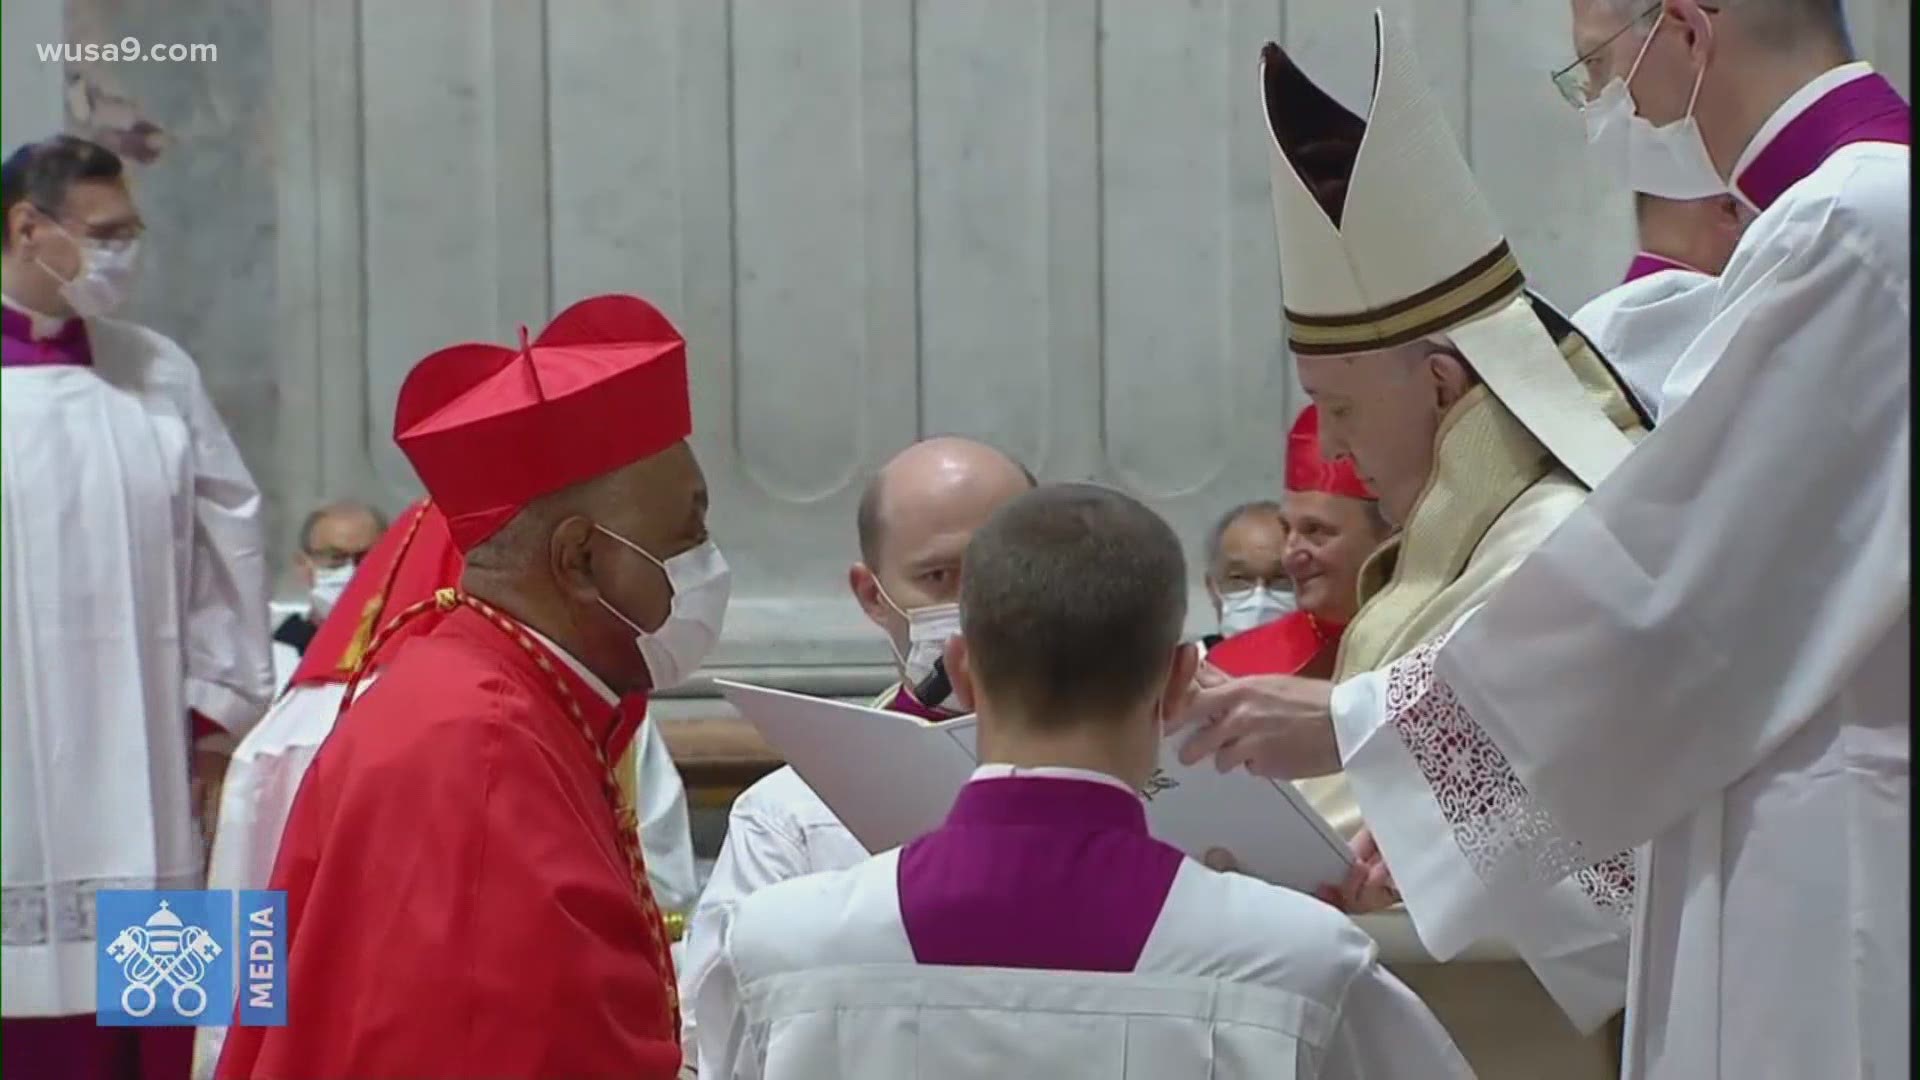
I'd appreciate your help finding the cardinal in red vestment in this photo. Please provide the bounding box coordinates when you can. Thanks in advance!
[216,294,728,1080]
[1205,405,1388,680]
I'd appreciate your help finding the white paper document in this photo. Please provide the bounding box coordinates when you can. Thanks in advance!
[716,680,1353,893]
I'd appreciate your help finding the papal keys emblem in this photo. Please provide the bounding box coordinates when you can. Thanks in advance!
[104,900,224,1018]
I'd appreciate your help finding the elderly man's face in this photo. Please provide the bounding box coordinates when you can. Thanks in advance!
[1280,491,1385,624]
[1296,344,1468,527]
[1206,510,1290,618]
[297,508,384,588]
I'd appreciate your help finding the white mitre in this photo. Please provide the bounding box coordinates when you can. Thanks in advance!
[1261,12,1642,487]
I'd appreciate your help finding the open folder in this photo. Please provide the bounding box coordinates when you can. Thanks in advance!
[715,679,1353,894]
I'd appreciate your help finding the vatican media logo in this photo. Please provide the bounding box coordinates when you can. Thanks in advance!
[96,890,287,1027]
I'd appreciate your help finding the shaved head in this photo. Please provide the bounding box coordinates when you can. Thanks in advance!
[850,436,1037,665]
[856,437,1036,570]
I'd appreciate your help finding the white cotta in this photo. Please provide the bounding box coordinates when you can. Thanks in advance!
[1570,266,1719,423]
[1,314,274,1017]
[1339,133,1910,1080]
[693,845,1470,1079]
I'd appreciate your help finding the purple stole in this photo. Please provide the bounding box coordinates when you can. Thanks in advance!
[1622,251,1700,285]
[1735,71,1911,212]
[896,776,1182,972]
[0,305,92,368]
[883,683,961,723]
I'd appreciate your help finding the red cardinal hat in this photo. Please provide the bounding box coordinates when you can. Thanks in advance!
[1285,405,1372,500]
[395,294,693,551]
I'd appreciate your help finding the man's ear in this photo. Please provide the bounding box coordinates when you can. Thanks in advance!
[945,635,977,713]
[1668,0,1715,62]
[1158,642,1202,723]
[849,563,890,630]
[4,202,40,253]
[1203,574,1224,615]
[1427,347,1474,412]
[548,515,600,602]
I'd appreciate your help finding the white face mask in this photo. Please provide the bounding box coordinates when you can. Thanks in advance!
[308,563,356,621]
[1583,19,1724,200]
[1218,585,1297,638]
[595,529,732,691]
[877,585,963,710]
[38,226,140,318]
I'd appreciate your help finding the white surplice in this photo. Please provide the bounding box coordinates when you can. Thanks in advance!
[1333,70,1909,1080]
[191,641,699,1078]
[695,771,1469,1079]
[1,307,275,1017]
[1571,266,1718,423]
[678,687,893,1067]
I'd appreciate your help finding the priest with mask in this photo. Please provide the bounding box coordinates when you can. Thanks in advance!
[2,134,275,1080]
[693,483,1469,1078]
[215,294,724,1080]
[1199,499,1293,646]
[677,434,1033,1071]
[1189,3,1909,1077]
[1173,16,1647,1077]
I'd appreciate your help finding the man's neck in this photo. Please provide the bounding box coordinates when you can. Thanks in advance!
[463,578,630,699]
[1709,47,1856,178]
[973,710,1153,791]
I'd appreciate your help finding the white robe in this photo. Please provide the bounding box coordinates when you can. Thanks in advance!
[190,672,699,1077]
[695,773,1470,1079]
[678,688,892,1068]
[1,309,274,1017]
[1333,83,1909,1079]
[1570,266,1718,423]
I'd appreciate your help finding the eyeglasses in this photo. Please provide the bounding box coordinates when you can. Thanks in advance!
[1551,2,1720,109]
[30,202,146,246]
[1551,1,1662,109]
[304,548,371,570]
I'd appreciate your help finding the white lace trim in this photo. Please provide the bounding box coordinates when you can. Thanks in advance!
[3,874,203,947]
[1386,639,1636,922]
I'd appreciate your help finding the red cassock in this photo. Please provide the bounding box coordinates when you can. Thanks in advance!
[1206,610,1340,678]
[219,294,694,1079]
[214,605,674,1080]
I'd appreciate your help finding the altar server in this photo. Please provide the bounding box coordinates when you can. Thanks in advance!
[217,294,720,1080]
[694,483,1469,1078]
[2,134,275,1080]
[678,435,1032,1067]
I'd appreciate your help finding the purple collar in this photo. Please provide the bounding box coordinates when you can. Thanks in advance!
[944,773,1149,834]
[1734,70,1910,212]
[1622,251,1701,285]
[882,683,963,723]
[897,775,1178,973]
[1,305,91,368]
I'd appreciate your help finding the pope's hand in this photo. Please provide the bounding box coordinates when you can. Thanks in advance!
[1317,828,1400,914]
[1167,671,1343,779]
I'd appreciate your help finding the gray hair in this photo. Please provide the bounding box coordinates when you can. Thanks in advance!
[299,499,389,554]
[1205,500,1285,571]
